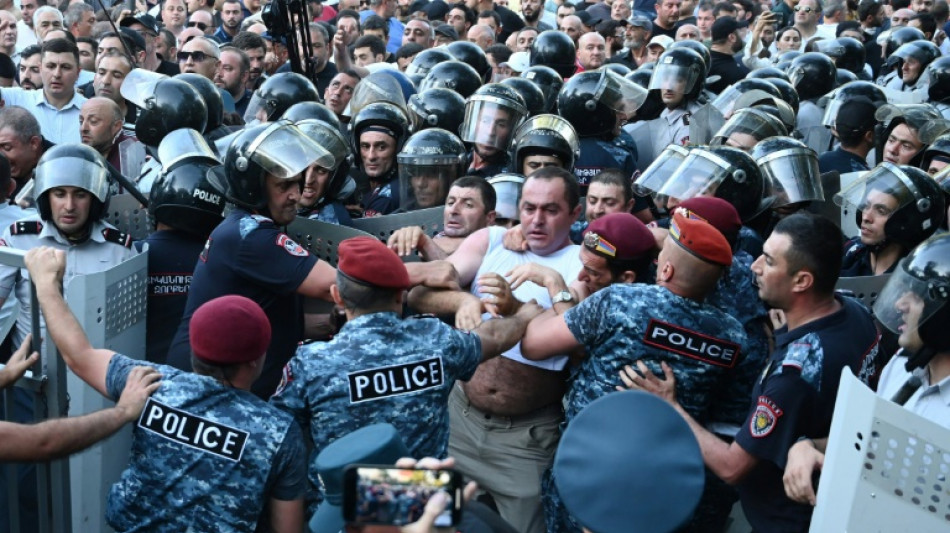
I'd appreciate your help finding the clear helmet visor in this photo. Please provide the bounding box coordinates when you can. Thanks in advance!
[633,144,690,196]
[158,128,219,171]
[712,110,789,151]
[513,114,580,160]
[242,90,286,125]
[249,123,335,179]
[296,120,347,170]
[488,174,525,221]
[35,157,110,203]
[873,265,946,340]
[349,74,407,120]
[821,95,845,128]
[758,148,824,207]
[459,100,524,150]
[397,164,459,211]
[656,149,732,203]
[213,129,242,159]
[596,69,648,119]
[648,63,698,96]
[833,162,920,212]
[120,68,168,108]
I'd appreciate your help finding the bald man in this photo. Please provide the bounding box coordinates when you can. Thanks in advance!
[577,31,607,71]
[179,36,221,80]
[467,24,495,51]
[559,15,583,45]
[80,96,142,177]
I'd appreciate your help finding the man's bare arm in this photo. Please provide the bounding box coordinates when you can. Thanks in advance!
[269,498,304,533]
[473,300,543,360]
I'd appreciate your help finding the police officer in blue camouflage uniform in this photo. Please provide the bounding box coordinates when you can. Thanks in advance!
[522,211,752,533]
[25,246,309,533]
[270,236,542,514]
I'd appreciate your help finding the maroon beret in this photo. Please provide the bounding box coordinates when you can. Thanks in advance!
[583,213,656,261]
[676,197,742,246]
[189,295,271,365]
[338,236,411,290]
[669,211,733,267]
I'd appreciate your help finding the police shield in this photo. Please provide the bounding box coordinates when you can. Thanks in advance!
[623,121,657,172]
[688,101,725,146]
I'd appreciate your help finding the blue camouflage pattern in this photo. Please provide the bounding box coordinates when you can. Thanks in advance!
[104,354,305,532]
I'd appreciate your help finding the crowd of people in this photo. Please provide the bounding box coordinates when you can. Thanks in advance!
[0,0,949,531]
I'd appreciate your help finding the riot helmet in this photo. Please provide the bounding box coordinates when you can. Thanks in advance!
[521,65,564,113]
[150,129,225,237]
[459,83,528,155]
[762,78,799,115]
[217,121,333,211]
[633,144,691,198]
[397,128,466,211]
[710,78,782,120]
[625,68,664,122]
[558,69,647,138]
[446,40,492,82]
[887,40,940,85]
[408,88,466,134]
[835,68,858,87]
[418,61,483,99]
[376,69,418,102]
[829,37,866,76]
[501,77,547,117]
[348,71,409,120]
[35,143,111,224]
[242,72,320,124]
[877,103,942,167]
[121,69,208,148]
[746,67,790,82]
[529,30,577,79]
[921,132,950,175]
[649,48,706,104]
[820,81,887,128]
[786,52,837,101]
[874,233,950,353]
[406,48,454,77]
[175,72,224,133]
[657,145,765,222]
[282,101,343,131]
[602,63,632,77]
[510,114,580,174]
[351,101,412,172]
[750,136,823,209]
[926,56,950,104]
[711,108,789,151]
[295,119,353,209]
[668,39,711,75]
[834,162,946,248]
[884,26,926,58]
[488,173,526,224]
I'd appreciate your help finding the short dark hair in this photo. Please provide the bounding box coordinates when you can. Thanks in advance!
[858,0,883,21]
[231,31,267,52]
[909,12,936,35]
[486,43,512,64]
[77,36,98,49]
[363,14,389,38]
[713,1,737,16]
[773,213,843,296]
[452,175,496,212]
[353,34,386,57]
[190,353,241,381]
[450,4,477,26]
[395,41,423,60]
[337,9,361,26]
[590,168,633,204]
[477,9,501,27]
[41,38,80,66]
[20,44,42,61]
[892,0,910,9]
[835,20,861,37]
[524,166,580,211]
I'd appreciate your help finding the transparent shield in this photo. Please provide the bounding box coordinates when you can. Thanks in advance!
[712,110,789,151]
[398,164,459,211]
[242,90,278,124]
[710,85,743,118]
[656,150,732,204]
[120,68,168,108]
[459,100,522,150]
[249,124,334,179]
[158,128,219,171]
[213,130,242,158]
[759,148,824,207]
[873,266,945,337]
[633,144,690,196]
[833,162,919,212]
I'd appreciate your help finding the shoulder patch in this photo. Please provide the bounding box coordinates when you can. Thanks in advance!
[347,357,445,403]
[10,221,43,235]
[101,228,133,248]
[273,363,294,397]
[643,318,740,368]
[276,234,309,257]
[750,395,784,438]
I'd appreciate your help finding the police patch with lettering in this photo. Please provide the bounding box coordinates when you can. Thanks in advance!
[643,319,740,368]
[347,357,444,403]
[276,234,309,257]
[750,396,783,438]
[138,398,249,462]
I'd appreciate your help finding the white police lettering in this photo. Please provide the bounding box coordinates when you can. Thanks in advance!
[193,188,222,205]
[347,357,445,403]
[643,319,740,368]
[138,398,249,462]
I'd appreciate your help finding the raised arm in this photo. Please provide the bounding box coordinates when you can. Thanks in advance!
[474,300,543,360]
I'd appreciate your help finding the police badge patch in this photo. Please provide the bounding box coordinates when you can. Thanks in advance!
[750,396,784,438]
[276,234,309,257]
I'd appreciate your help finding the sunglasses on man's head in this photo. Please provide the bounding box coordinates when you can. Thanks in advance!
[188,21,208,30]
[178,50,214,62]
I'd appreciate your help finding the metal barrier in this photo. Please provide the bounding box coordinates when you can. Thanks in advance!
[810,370,950,532]
[835,274,891,310]
[103,194,152,241]
[0,251,148,533]
[286,218,375,268]
[350,207,445,263]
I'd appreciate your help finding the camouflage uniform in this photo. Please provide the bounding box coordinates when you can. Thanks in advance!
[269,312,481,508]
[543,283,751,533]
[104,354,307,532]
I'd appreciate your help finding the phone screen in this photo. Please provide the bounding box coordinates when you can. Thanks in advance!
[343,465,463,527]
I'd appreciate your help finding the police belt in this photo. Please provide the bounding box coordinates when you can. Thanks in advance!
[451,382,563,428]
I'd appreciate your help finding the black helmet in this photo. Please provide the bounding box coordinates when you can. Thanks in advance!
[710,78,782,120]
[121,70,208,148]
[668,39,711,74]
[830,37,866,76]
[658,145,765,222]
[295,119,353,207]
[446,40,492,82]
[408,87,466,134]
[884,26,925,58]
[459,83,528,152]
[820,80,887,128]
[418,60,483,99]
[406,48,454,78]
[376,69,418,102]
[282,101,343,130]
[500,77,547,117]
[529,30,576,78]
[746,67,789,82]
[834,162,946,248]
[926,56,950,103]
[242,72,319,124]
[218,121,333,211]
[35,143,111,223]
[625,68,664,122]
[521,65,564,113]
[750,136,823,209]
[787,52,837,101]
[887,40,941,84]
[649,48,706,101]
[876,103,942,167]
[921,132,950,174]
[558,70,647,138]
[763,77,800,115]
[712,108,789,151]
[874,233,950,353]
[150,129,225,238]
[396,128,467,210]
[510,114,580,173]
[351,101,412,166]
[835,68,858,87]
[175,73,223,133]
[602,63,631,77]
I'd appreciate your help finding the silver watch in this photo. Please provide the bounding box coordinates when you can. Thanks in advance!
[552,290,574,304]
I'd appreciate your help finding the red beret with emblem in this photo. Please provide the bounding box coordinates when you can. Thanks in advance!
[676,197,742,247]
[669,211,733,267]
[338,236,411,290]
[583,213,656,261]
[190,295,271,365]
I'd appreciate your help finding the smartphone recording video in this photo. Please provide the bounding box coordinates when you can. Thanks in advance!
[343,465,463,527]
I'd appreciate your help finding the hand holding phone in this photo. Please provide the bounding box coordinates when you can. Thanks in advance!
[343,465,464,527]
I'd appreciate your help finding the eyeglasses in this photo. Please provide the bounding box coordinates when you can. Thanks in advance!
[583,232,617,258]
[177,50,215,62]
[359,0,370,5]
[188,21,208,30]
[794,6,815,12]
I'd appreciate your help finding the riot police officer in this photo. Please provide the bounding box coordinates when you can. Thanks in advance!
[352,101,411,217]
[787,52,837,153]
[407,88,466,135]
[397,128,467,211]
[293,114,357,226]
[459,83,529,178]
[242,72,320,125]
[638,48,707,162]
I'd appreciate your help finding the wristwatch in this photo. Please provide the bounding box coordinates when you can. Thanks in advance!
[552,290,574,304]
